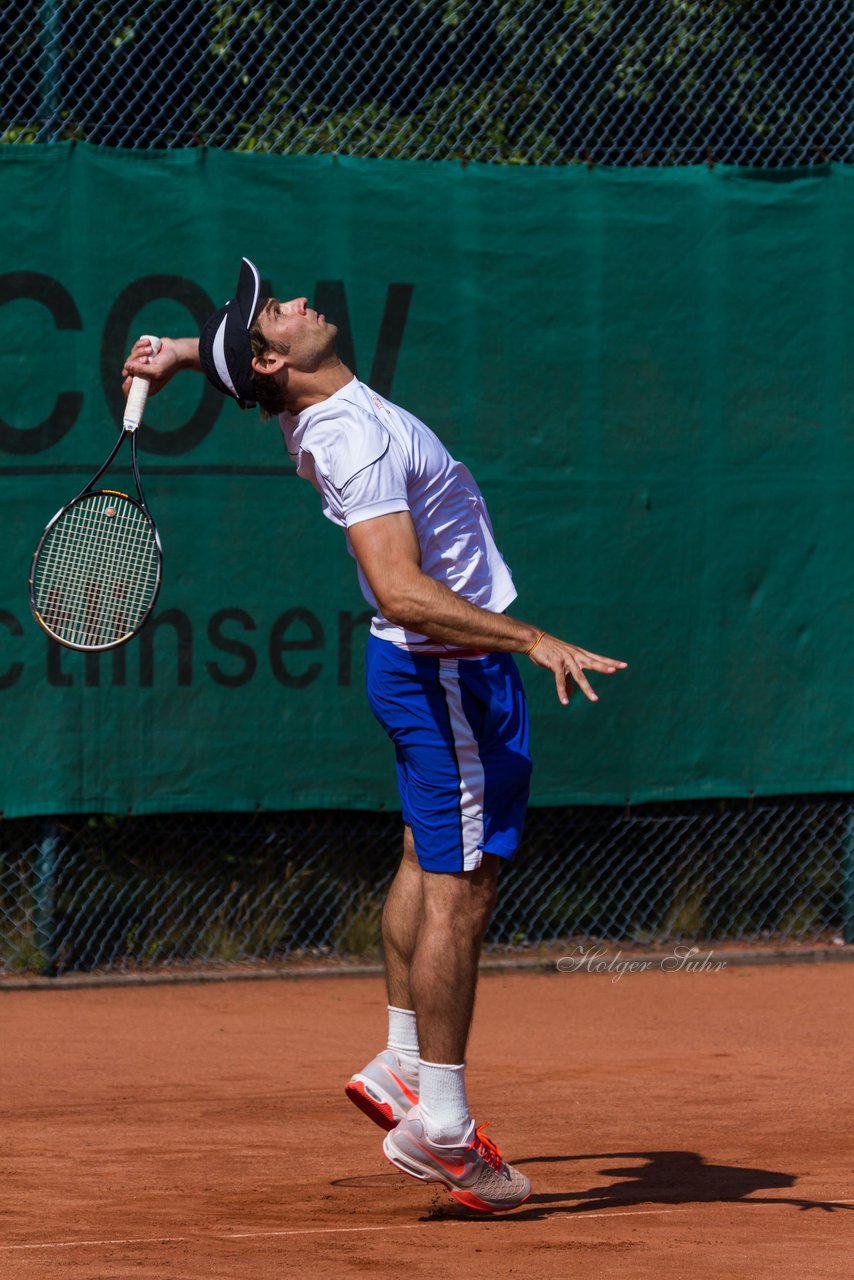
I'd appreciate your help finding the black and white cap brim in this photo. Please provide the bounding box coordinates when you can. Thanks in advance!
[199,257,262,409]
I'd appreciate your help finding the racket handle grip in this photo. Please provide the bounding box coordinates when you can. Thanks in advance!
[123,335,163,431]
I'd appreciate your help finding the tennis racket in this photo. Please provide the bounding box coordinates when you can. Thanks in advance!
[29,336,164,652]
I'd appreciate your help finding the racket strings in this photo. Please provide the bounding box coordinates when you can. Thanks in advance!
[33,492,160,648]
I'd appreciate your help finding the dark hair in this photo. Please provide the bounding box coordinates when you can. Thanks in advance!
[249,318,290,420]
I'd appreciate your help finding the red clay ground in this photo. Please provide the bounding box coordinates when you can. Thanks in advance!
[1,963,852,1279]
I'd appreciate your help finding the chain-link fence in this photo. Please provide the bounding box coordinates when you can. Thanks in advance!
[1,797,852,977]
[2,4,851,975]
[3,1,852,164]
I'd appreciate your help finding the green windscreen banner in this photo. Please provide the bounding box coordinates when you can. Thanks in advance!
[0,145,851,817]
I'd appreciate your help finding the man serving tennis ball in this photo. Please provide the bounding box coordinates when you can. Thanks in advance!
[122,258,626,1213]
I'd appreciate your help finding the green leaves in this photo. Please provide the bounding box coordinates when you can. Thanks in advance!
[2,0,850,162]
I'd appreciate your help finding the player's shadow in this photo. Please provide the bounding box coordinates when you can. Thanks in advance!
[424,1150,853,1221]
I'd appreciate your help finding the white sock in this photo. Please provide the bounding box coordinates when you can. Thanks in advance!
[417,1059,472,1144]
[387,1006,420,1076]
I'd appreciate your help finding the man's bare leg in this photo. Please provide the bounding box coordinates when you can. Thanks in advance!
[350,832,500,1134]
[381,825,423,1010]
[344,827,423,1129]
[409,853,499,1064]
[382,851,530,1206]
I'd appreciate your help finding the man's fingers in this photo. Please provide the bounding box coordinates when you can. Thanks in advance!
[531,636,626,705]
[552,657,597,706]
[121,362,155,395]
[121,341,178,399]
[568,659,599,703]
[121,352,154,381]
[576,650,628,672]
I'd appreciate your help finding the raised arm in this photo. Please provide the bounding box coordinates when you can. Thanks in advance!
[347,510,626,706]
[121,336,202,399]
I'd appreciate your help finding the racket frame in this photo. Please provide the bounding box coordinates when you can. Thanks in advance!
[28,339,164,652]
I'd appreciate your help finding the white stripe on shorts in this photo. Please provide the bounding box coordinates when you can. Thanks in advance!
[437,660,486,871]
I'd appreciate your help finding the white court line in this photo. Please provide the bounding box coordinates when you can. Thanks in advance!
[0,1209,693,1252]
[5,1202,853,1253]
[227,1223,458,1240]
[228,1209,689,1238]
[4,1236,191,1252]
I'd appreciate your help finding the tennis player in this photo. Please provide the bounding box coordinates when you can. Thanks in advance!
[122,258,626,1213]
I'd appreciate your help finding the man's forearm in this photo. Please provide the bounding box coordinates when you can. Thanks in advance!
[172,338,202,372]
[381,566,627,707]
[381,569,540,653]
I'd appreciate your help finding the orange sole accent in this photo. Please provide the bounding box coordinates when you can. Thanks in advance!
[344,1082,398,1132]
[449,1186,533,1213]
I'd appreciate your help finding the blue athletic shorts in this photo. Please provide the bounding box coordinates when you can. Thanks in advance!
[365,633,532,873]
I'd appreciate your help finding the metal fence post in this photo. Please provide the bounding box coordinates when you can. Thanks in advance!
[38,0,61,139]
[34,823,59,975]
[843,802,854,945]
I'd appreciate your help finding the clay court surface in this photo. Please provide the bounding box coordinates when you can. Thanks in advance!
[2,961,852,1279]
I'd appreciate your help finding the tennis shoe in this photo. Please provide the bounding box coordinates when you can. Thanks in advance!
[383,1109,531,1212]
[345,1050,419,1132]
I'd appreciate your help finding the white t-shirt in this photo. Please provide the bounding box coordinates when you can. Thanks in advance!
[279,378,516,648]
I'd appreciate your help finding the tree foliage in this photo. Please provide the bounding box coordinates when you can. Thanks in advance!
[3,0,850,163]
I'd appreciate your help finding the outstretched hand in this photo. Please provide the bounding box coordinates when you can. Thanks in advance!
[121,336,183,399]
[527,634,627,706]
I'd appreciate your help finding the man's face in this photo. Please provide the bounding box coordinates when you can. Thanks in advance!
[256,296,338,370]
